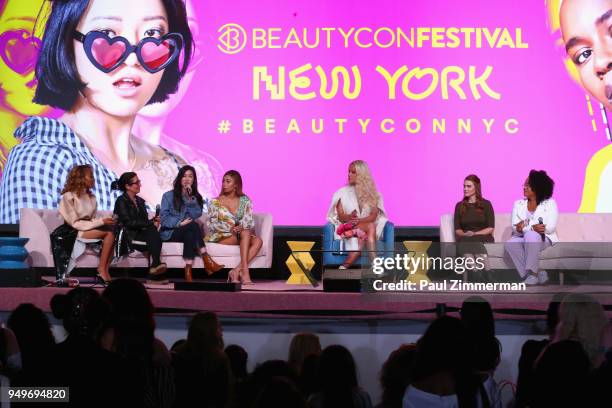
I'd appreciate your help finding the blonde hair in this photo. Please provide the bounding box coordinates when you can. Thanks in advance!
[288,333,321,373]
[556,293,607,365]
[349,160,380,211]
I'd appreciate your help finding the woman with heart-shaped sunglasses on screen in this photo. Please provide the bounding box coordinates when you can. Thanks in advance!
[0,0,194,224]
[0,0,53,173]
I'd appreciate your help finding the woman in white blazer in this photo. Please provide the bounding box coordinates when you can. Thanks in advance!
[505,170,558,285]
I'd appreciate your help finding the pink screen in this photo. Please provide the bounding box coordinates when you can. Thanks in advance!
[1,0,608,226]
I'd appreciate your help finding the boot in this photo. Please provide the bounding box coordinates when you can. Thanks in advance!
[184,264,193,282]
[202,253,224,275]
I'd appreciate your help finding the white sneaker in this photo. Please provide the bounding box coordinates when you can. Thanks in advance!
[339,265,347,270]
[538,270,549,285]
[524,274,539,285]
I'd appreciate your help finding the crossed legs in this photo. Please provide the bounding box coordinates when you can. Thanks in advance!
[342,222,377,267]
[218,229,263,283]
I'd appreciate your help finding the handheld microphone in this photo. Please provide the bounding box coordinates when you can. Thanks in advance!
[538,217,545,242]
[155,204,161,217]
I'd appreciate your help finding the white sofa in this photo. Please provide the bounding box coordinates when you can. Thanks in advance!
[19,208,273,270]
[440,213,612,284]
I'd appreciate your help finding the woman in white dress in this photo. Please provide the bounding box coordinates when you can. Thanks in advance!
[327,160,388,269]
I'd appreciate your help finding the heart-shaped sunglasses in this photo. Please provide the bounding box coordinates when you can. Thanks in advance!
[0,29,42,75]
[73,30,183,74]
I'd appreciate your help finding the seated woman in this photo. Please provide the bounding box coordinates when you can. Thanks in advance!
[327,160,388,269]
[160,165,224,282]
[58,164,115,284]
[112,172,167,282]
[206,170,262,284]
[453,174,495,279]
[505,170,558,285]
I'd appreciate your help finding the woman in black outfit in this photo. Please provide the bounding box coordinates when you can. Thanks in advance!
[112,172,167,282]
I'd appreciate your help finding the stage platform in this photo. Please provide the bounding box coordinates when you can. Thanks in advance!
[1,279,611,320]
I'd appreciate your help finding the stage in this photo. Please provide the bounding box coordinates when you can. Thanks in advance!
[1,279,611,320]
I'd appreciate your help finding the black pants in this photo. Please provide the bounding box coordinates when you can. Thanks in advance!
[132,224,163,267]
[167,222,204,259]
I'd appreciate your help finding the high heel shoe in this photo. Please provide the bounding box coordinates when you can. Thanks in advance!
[227,267,240,283]
[202,253,224,275]
[95,273,111,287]
[184,264,193,282]
[238,268,254,285]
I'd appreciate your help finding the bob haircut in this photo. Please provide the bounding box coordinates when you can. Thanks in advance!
[33,0,193,110]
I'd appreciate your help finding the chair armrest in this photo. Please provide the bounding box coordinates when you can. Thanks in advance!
[252,213,273,267]
[322,222,336,251]
[382,221,395,253]
[19,208,53,267]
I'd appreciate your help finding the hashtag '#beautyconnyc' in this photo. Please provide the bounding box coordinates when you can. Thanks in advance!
[217,120,231,134]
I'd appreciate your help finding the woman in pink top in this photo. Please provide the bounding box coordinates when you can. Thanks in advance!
[58,164,115,283]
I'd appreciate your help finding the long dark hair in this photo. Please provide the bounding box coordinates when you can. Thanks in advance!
[318,345,359,407]
[460,174,484,214]
[173,165,203,210]
[412,316,481,407]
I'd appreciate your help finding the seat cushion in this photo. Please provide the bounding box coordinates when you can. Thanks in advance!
[158,242,266,258]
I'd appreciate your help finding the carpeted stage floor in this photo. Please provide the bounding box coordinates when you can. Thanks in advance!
[1,279,611,320]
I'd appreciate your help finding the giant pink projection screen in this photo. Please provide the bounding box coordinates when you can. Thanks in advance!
[0,0,610,225]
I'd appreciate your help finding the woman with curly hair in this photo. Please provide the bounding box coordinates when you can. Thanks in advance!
[58,164,115,283]
[505,170,558,285]
[327,160,388,269]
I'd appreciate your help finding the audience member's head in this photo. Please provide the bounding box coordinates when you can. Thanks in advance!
[413,316,469,380]
[546,293,567,337]
[252,376,308,408]
[7,303,55,371]
[102,279,155,362]
[171,339,186,354]
[316,345,362,407]
[251,359,297,385]
[379,344,417,408]
[460,296,495,338]
[460,296,500,373]
[298,353,320,397]
[533,339,591,407]
[225,344,248,380]
[187,312,223,351]
[411,316,481,407]
[0,327,20,375]
[555,293,607,365]
[51,288,95,335]
[288,332,321,374]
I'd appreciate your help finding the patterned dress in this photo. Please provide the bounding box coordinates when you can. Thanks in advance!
[206,195,255,243]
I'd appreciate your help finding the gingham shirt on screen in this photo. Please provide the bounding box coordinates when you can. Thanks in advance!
[0,117,122,223]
